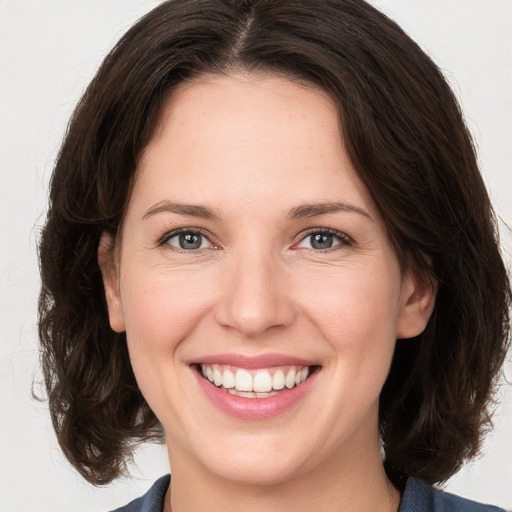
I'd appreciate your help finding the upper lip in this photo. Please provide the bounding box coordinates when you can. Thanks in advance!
[187,353,318,369]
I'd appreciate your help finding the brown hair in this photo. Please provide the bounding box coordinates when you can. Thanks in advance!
[38,0,511,486]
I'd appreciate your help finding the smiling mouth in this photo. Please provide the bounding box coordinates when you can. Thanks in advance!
[197,364,318,399]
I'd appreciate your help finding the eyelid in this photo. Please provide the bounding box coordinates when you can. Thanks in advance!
[292,227,353,250]
[156,226,352,252]
[158,227,220,250]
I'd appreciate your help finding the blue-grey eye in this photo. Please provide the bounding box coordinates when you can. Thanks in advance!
[310,233,335,249]
[297,231,345,250]
[167,231,209,250]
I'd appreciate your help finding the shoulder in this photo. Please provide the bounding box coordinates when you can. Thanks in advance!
[109,475,170,512]
[399,478,505,512]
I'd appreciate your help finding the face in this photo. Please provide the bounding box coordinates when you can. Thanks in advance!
[100,73,434,486]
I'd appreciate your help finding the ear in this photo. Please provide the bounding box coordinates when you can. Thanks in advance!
[396,268,436,339]
[98,232,126,333]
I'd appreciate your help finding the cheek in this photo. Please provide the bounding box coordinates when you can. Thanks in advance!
[297,264,401,380]
[119,270,216,418]
[302,265,400,335]
[120,267,215,351]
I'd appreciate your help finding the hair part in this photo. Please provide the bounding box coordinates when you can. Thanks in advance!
[38,0,511,485]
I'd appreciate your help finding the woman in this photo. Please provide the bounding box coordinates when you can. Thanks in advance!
[38,1,510,511]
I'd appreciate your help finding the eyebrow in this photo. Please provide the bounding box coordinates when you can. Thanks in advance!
[143,201,220,220]
[287,202,373,221]
[143,200,372,222]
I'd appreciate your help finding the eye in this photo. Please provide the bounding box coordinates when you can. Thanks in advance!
[163,230,213,250]
[295,230,351,251]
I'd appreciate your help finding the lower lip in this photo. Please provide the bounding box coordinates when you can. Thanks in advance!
[193,367,318,420]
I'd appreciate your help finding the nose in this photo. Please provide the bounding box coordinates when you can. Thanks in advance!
[214,250,296,338]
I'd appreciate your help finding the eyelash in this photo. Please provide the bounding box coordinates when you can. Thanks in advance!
[157,228,219,252]
[157,227,353,252]
[293,228,353,252]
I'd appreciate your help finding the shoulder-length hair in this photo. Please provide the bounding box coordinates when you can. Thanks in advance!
[38,0,510,486]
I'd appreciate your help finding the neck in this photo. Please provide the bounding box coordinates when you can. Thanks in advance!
[165,434,400,512]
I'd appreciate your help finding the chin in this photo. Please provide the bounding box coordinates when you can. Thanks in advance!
[180,431,314,487]
[207,452,309,487]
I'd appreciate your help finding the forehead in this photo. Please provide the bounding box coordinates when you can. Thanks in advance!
[151,72,340,154]
[134,72,378,222]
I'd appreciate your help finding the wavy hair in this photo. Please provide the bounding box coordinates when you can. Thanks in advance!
[38,0,511,486]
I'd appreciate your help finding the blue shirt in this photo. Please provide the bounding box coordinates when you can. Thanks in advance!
[110,474,505,512]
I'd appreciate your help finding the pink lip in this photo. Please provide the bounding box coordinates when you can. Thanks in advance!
[188,352,316,369]
[191,363,319,420]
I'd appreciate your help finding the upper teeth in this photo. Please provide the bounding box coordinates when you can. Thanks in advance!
[201,364,310,393]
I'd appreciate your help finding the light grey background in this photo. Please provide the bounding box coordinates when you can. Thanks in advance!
[0,1,510,510]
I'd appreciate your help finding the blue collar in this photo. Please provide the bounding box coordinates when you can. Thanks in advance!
[112,474,504,512]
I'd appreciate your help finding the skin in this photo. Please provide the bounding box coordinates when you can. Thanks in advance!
[99,73,435,512]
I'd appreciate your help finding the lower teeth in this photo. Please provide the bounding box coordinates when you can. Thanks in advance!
[224,387,280,399]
